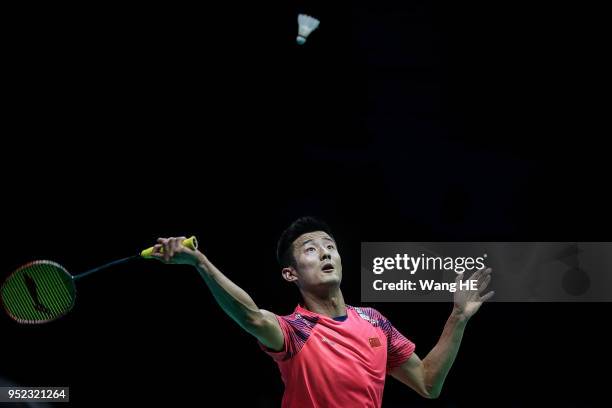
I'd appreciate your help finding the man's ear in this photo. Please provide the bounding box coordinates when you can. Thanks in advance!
[282,266,298,283]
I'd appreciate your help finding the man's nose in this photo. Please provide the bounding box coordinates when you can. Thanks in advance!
[320,247,332,260]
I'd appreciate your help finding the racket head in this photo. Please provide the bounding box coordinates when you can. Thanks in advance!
[1,260,76,324]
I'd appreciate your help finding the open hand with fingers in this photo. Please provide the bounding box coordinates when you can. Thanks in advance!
[151,236,202,266]
[453,267,494,321]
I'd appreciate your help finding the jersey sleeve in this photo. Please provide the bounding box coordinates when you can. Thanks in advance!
[258,313,318,362]
[363,307,416,371]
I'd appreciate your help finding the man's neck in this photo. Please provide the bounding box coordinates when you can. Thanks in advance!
[301,289,347,318]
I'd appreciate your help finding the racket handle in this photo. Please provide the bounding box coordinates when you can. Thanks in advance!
[140,236,198,258]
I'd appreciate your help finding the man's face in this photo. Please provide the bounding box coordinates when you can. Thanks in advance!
[286,231,343,291]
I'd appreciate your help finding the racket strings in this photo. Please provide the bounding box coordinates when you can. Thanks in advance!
[2,261,74,323]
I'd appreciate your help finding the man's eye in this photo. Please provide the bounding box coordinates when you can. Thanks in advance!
[306,247,316,253]
[327,245,335,250]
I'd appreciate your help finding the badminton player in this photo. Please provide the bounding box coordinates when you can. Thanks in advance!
[151,217,493,407]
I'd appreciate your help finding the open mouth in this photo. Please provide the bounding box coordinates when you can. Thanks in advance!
[321,263,335,272]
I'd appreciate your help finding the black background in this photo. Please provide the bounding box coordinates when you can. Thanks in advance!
[2,1,610,406]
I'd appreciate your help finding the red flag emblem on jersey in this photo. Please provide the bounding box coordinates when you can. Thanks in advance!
[369,337,382,347]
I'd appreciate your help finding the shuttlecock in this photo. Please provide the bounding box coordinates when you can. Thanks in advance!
[297,14,320,45]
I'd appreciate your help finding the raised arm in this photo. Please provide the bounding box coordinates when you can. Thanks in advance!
[152,237,284,351]
[390,267,494,399]
[390,309,468,399]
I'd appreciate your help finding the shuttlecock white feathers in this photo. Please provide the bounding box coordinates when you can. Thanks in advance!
[297,14,320,45]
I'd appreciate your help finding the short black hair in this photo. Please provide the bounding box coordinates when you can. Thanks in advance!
[277,217,335,268]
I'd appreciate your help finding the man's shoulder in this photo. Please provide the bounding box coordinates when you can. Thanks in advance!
[348,305,386,327]
[273,306,320,327]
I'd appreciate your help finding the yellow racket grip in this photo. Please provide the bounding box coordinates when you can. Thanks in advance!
[140,236,198,258]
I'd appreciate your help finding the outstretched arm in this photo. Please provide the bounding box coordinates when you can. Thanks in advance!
[152,237,284,351]
[390,267,494,399]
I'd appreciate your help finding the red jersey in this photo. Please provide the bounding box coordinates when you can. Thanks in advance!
[260,304,415,407]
